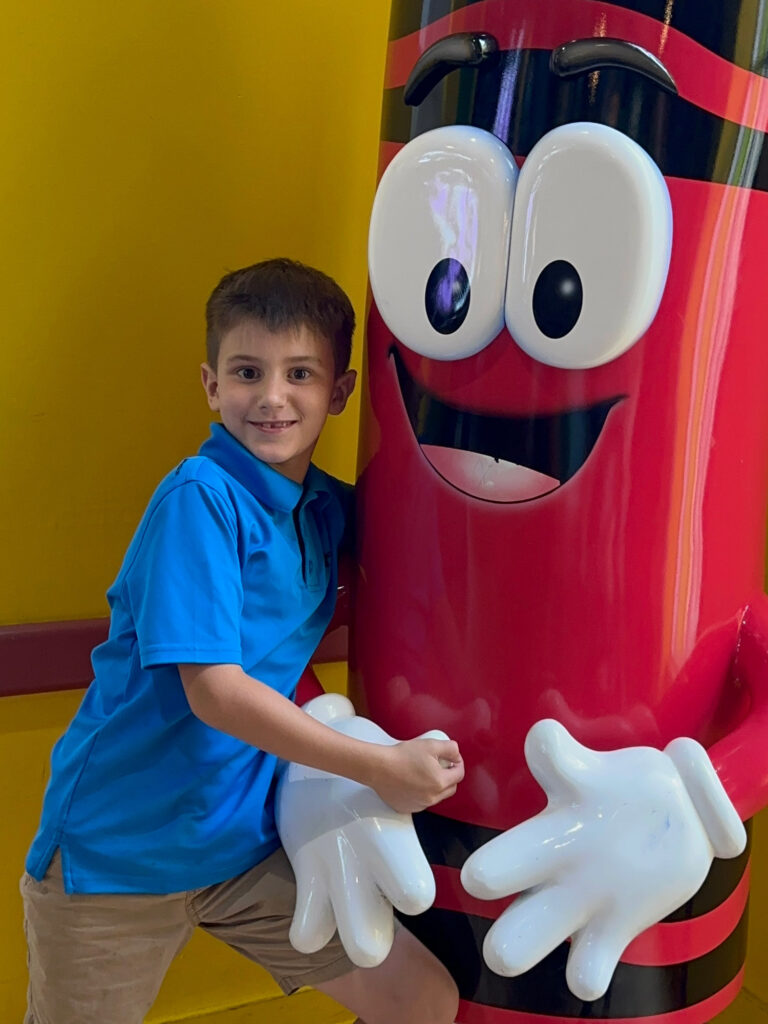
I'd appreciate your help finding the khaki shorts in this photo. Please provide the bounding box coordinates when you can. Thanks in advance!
[20,847,356,1024]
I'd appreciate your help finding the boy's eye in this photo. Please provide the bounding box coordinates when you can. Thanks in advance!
[290,368,311,381]
[236,367,258,380]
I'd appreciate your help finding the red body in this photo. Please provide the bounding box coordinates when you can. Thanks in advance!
[355,177,768,826]
[349,1,768,1020]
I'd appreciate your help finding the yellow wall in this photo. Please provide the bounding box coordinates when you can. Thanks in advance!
[2,0,767,1021]
[1,665,355,1024]
[1,0,388,1020]
[0,0,389,626]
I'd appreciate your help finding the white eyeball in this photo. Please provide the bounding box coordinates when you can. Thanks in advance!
[368,125,518,361]
[505,122,672,369]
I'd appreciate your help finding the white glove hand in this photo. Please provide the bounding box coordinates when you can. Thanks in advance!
[276,693,445,968]
[460,719,746,1001]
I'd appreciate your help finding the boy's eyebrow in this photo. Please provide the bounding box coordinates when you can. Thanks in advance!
[224,353,262,364]
[223,353,325,365]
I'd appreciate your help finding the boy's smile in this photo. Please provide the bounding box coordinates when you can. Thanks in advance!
[201,319,355,483]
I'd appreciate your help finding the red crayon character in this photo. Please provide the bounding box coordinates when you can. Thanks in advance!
[351,2,768,1021]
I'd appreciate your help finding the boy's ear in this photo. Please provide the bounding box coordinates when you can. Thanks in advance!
[201,363,220,410]
[329,369,357,415]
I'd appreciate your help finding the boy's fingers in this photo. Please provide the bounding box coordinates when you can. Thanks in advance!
[442,761,465,784]
[427,782,458,808]
[429,760,464,798]
[433,739,461,764]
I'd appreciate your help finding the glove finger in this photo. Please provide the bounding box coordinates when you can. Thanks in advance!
[483,882,594,977]
[301,693,356,724]
[328,839,395,969]
[665,737,747,858]
[566,915,634,1001]
[417,729,449,742]
[525,719,602,801]
[288,847,336,954]
[461,807,576,899]
[358,821,436,915]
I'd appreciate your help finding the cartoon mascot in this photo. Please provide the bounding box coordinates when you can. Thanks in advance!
[278,2,768,1022]
[350,1,768,1021]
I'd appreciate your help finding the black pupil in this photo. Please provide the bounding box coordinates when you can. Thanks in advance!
[425,258,470,334]
[532,260,583,339]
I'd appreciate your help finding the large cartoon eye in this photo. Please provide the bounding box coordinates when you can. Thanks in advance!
[369,125,518,361]
[505,123,672,369]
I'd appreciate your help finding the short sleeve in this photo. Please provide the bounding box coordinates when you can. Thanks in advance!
[123,480,245,669]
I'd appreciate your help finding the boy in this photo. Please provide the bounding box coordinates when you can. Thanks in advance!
[21,259,464,1024]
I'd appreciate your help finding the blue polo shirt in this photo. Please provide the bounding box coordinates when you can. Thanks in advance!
[26,424,349,894]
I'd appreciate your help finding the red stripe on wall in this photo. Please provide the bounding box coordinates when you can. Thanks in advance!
[433,861,750,967]
[0,619,108,698]
[455,967,745,1024]
[0,620,348,698]
[385,0,768,132]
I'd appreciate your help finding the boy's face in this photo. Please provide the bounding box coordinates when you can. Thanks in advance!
[201,319,356,483]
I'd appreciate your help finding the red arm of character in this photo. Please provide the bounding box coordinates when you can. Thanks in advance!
[460,604,760,1002]
[709,592,768,820]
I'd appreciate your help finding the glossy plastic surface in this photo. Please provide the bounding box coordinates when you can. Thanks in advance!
[505,122,672,368]
[369,124,518,361]
[275,694,444,968]
[357,0,768,833]
[460,719,746,1001]
[352,0,768,1017]
[358,178,768,809]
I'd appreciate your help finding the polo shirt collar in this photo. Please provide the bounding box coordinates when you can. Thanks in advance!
[199,423,311,512]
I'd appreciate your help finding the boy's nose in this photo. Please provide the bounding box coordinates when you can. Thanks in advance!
[257,375,288,409]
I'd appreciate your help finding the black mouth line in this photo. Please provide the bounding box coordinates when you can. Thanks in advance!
[391,346,625,485]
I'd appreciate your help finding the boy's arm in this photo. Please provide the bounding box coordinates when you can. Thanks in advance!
[178,663,463,814]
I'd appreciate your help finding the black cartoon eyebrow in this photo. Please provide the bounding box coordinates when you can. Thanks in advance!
[550,38,678,94]
[404,32,498,107]
[404,33,677,109]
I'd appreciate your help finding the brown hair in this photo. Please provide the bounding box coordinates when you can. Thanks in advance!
[206,258,355,375]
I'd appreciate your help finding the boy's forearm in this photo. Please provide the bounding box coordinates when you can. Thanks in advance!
[178,663,386,786]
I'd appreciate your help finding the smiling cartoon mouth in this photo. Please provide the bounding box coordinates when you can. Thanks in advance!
[392,348,624,503]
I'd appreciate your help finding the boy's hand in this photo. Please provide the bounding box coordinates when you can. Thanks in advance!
[276,693,463,968]
[371,737,464,813]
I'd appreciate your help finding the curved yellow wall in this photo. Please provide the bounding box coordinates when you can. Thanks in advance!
[1,0,387,626]
[1,1,387,1020]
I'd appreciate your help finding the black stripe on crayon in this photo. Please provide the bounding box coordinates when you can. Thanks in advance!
[398,901,748,1016]
[413,812,752,919]
[387,0,768,79]
[380,48,768,191]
